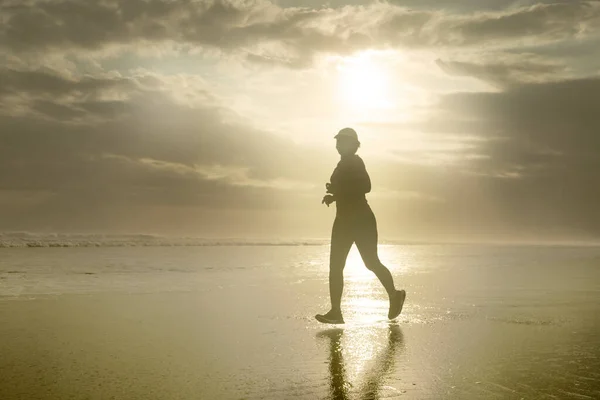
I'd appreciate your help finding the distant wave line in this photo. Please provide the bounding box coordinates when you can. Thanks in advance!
[0,234,330,248]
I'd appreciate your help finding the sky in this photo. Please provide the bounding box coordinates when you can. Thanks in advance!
[1,0,599,242]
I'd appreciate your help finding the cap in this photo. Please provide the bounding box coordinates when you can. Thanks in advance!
[334,127,359,142]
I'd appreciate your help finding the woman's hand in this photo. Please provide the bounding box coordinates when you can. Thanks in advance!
[322,195,335,207]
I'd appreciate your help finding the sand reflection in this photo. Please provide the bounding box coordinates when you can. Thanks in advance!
[317,325,404,399]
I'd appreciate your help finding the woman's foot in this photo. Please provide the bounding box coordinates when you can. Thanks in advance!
[388,290,406,319]
[315,310,345,324]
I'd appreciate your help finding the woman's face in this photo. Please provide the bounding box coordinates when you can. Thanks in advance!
[336,137,358,156]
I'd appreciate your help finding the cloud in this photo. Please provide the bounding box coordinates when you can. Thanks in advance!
[0,68,143,122]
[102,154,315,190]
[424,77,600,234]
[1,0,599,239]
[2,1,599,68]
[436,2,600,46]
[0,65,331,233]
[435,53,568,87]
[356,73,600,238]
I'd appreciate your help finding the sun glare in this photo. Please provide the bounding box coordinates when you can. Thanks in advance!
[337,53,392,111]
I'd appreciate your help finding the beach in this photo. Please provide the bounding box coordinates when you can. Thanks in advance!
[1,244,600,399]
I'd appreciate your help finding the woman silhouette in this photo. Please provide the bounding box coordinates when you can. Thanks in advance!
[316,128,406,324]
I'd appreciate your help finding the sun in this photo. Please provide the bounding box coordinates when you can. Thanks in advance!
[336,52,392,111]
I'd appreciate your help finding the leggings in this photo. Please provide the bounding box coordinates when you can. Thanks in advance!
[328,206,396,311]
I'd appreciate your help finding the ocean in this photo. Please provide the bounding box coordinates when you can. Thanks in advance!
[1,243,600,399]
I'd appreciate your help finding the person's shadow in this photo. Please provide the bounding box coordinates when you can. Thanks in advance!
[316,325,405,400]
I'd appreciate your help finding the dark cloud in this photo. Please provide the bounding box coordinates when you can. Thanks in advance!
[442,2,599,45]
[422,77,600,235]
[277,0,585,12]
[435,56,566,87]
[0,68,140,122]
[1,0,291,52]
[0,68,132,97]
[441,78,600,152]
[31,100,87,120]
[388,0,553,11]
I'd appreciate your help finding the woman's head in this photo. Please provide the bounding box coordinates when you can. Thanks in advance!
[335,127,360,156]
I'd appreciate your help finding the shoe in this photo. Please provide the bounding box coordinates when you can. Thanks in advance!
[315,310,345,324]
[388,289,406,319]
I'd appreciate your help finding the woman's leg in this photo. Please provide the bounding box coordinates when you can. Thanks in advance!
[354,209,396,298]
[328,217,354,314]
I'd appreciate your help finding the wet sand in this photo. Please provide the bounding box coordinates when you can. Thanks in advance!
[1,289,599,400]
